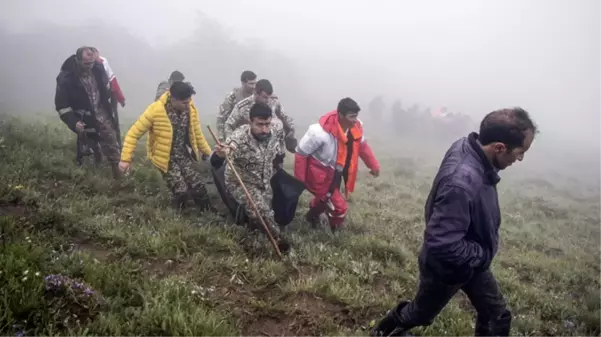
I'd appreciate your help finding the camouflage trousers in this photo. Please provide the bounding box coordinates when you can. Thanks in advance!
[227,184,284,241]
[163,156,210,210]
[76,131,101,164]
[90,110,121,164]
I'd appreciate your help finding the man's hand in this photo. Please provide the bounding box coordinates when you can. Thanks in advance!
[201,153,209,161]
[120,101,126,108]
[119,161,131,173]
[370,169,380,177]
[75,121,85,133]
[214,143,231,158]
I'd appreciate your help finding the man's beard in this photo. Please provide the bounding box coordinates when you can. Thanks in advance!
[253,132,271,141]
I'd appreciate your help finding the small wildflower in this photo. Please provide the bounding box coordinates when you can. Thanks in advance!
[23,270,29,275]
[22,276,28,282]
[35,272,40,277]
[191,290,197,295]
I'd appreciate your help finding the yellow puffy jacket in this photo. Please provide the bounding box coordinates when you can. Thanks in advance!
[120,91,212,173]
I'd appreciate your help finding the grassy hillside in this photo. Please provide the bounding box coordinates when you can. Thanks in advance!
[0,115,599,336]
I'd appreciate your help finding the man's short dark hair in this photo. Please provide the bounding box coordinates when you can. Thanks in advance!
[169,70,185,82]
[249,102,272,120]
[479,107,538,150]
[170,81,195,100]
[255,79,273,95]
[241,70,257,83]
[337,97,361,115]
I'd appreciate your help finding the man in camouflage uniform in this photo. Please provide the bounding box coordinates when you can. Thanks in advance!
[213,102,291,253]
[156,70,185,101]
[55,46,122,179]
[224,79,297,161]
[216,70,257,142]
[120,82,213,211]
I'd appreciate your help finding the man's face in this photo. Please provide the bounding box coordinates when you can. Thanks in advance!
[338,112,359,130]
[254,90,271,104]
[250,116,272,141]
[243,79,257,93]
[78,49,96,72]
[171,97,191,112]
[491,130,535,170]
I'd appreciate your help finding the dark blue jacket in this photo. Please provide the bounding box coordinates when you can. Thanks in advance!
[419,132,501,284]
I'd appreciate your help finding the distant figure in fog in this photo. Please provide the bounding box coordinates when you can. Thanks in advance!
[54,46,122,179]
[156,70,185,101]
[371,107,537,336]
[216,70,258,143]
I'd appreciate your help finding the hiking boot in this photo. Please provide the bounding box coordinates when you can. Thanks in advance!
[171,193,188,211]
[191,190,215,213]
[305,207,321,228]
[276,236,291,254]
[476,309,511,336]
[370,302,414,337]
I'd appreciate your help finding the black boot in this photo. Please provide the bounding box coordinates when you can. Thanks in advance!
[474,309,512,336]
[276,236,291,254]
[305,207,322,228]
[492,310,511,337]
[370,301,414,337]
[171,193,188,211]
[191,187,215,213]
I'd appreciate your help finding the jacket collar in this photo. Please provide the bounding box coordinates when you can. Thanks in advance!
[467,132,501,185]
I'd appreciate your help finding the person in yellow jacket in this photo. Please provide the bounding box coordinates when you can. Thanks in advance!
[119,81,213,211]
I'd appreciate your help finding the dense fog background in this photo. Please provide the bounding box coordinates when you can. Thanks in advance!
[0,0,599,182]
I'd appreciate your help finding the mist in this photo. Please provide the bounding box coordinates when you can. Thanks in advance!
[0,0,599,182]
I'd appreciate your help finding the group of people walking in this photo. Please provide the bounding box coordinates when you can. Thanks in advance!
[54,46,537,336]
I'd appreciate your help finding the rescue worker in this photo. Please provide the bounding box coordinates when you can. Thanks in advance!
[90,47,125,149]
[216,70,257,142]
[119,82,214,211]
[213,101,291,253]
[294,97,380,231]
[224,79,297,157]
[156,70,185,101]
[54,46,122,179]
[370,107,538,336]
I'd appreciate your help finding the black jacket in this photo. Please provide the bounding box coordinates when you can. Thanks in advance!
[419,132,502,284]
[54,55,113,133]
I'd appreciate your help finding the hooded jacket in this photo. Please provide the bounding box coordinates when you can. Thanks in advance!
[54,55,113,132]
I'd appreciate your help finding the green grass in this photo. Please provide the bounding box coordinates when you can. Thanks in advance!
[0,115,599,336]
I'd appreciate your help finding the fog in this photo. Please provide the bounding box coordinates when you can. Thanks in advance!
[0,0,599,181]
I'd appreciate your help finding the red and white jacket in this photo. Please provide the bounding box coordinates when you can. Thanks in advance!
[294,110,379,198]
[98,56,125,106]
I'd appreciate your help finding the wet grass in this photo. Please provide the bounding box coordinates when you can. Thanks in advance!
[1,115,599,336]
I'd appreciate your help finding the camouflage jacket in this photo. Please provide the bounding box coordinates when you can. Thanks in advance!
[223,95,295,141]
[224,124,285,192]
[216,87,252,142]
[155,81,171,101]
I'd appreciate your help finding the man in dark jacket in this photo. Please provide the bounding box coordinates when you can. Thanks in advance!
[55,46,122,179]
[371,107,537,336]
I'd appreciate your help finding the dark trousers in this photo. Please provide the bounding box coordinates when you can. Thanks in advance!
[395,264,511,336]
